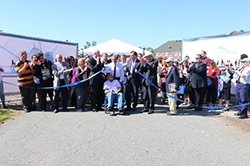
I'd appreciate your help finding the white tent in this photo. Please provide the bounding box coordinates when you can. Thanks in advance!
[83,38,152,55]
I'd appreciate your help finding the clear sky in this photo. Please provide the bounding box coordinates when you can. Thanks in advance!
[0,0,249,50]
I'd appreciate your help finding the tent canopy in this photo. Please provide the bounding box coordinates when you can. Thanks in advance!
[83,38,152,56]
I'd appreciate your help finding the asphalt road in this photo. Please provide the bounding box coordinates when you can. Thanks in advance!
[0,105,250,166]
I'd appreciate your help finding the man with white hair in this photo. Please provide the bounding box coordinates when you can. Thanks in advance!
[52,54,70,113]
[234,56,250,119]
[88,49,105,112]
[139,53,158,114]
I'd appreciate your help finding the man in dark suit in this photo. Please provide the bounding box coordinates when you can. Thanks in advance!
[165,57,180,115]
[88,50,104,112]
[123,51,141,111]
[139,53,158,114]
[187,54,207,111]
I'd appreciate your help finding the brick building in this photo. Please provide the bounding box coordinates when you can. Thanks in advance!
[155,40,182,60]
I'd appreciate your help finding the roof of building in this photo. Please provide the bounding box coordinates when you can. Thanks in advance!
[155,40,182,52]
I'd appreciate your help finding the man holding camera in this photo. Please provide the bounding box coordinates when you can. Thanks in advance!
[187,54,207,111]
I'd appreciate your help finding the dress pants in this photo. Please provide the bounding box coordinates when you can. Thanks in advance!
[54,80,68,110]
[143,85,156,110]
[236,83,248,115]
[19,82,36,110]
[40,81,53,110]
[189,85,206,108]
[75,84,88,110]
[124,80,139,109]
[206,85,217,104]
[90,85,103,110]
[167,92,177,114]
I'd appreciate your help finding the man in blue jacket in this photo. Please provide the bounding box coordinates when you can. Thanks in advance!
[165,57,180,115]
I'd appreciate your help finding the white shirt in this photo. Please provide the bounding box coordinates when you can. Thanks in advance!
[57,62,65,80]
[107,62,124,82]
[103,79,121,91]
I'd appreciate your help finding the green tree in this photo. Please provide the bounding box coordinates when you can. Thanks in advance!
[84,41,97,49]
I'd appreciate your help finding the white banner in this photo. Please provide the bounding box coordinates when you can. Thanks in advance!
[0,33,78,74]
[182,32,250,65]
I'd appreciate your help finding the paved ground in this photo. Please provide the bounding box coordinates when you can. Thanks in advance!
[1,105,250,166]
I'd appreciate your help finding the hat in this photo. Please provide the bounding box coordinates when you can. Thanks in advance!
[241,58,249,62]
[240,54,248,60]
[144,54,153,57]
[165,57,175,62]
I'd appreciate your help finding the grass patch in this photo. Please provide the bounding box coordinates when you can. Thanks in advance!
[0,109,20,122]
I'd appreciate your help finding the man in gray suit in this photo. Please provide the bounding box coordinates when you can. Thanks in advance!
[52,54,70,113]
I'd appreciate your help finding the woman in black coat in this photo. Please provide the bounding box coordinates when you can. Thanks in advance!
[75,57,90,112]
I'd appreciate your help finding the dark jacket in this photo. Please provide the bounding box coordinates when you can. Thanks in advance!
[140,58,158,87]
[75,66,90,89]
[88,56,104,86]
[187,62,207,88]
[35,60,53,86]
[165,65,180,93]
[123,59,140,85]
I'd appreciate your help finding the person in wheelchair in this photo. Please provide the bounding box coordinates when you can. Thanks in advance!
[103,73,124,114]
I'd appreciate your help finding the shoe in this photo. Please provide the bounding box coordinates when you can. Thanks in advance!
[42,109,46,112]
[132,107,136,111]
[53,109,59,113]
[141,109,149,113]
[148,109,154,114]
[118,108,124,115]
[167,112,177,116]
[24,108,29,113]
[239,114,248,119]
[187,105,195,109]
[83,108,88,111]
[222,108,229,111]
[63,109,69,112]
[234,112,242,116]
[92,108,98,112]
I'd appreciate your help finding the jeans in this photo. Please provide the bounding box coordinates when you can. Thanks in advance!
[106,92,124,109]
[0,83,5,103]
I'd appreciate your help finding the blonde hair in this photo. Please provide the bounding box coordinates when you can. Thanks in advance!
[77,58,85,66]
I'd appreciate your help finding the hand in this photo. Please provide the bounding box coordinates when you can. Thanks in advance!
[189,63,194,68]
[24,62,29,68]
[173,89,177,93]
[42,77,48,81]
[134,69,138,73]
[96,57,100,64]
[140,58,146,64]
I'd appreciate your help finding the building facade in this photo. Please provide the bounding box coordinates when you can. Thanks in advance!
[155,40,182,60]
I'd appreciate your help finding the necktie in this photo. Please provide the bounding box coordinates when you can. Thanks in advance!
[130,61,134,74]
[237,67,244,82]
[114,63,116,78]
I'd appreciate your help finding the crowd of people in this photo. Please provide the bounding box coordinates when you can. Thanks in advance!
[5,50,249,119]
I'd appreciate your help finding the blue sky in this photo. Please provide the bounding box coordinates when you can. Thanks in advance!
[0,0,249,50]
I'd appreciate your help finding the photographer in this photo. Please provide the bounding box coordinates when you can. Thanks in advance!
[187,54,207,111]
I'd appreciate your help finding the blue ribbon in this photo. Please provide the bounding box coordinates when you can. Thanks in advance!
[138,71,250,110]
[0,69,103,90]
